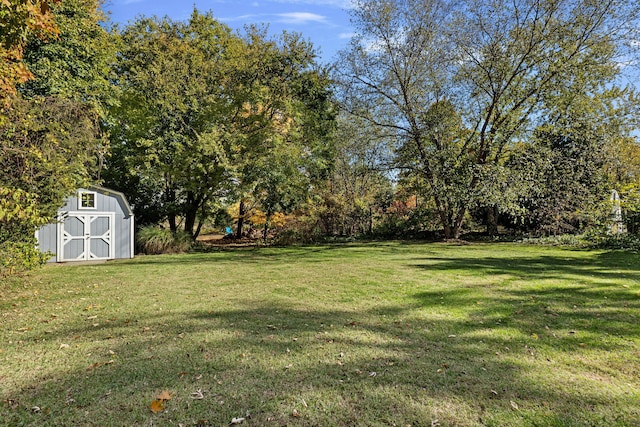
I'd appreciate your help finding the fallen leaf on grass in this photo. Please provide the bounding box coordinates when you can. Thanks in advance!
[190,389,205,400]
[230,417,245,424]
[156,390,172,401]
[149,389,173,413]
[4,399,19,409]
[292,409,301,418]
[149,399,164,413]
[510,400,519,410]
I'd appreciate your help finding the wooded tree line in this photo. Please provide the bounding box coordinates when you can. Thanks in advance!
[2,0,640,272]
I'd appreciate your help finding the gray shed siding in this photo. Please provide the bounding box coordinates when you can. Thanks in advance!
[37,186,134,262]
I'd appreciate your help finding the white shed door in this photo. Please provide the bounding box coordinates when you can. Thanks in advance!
[57,213,115,262]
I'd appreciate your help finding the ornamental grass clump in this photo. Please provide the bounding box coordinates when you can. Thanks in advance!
[136,226,193,254]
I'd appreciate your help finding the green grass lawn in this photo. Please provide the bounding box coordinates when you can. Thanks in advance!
[1,242,639,426]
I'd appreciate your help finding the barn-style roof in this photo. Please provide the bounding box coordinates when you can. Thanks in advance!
[87,185,134,217]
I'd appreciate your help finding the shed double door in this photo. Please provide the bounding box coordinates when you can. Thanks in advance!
[57,212,115,262]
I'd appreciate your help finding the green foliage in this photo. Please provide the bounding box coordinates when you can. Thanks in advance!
[0,96,98,217]
[0,0,59,100]
[339,0,640,239]
[0,96,99,275]
[0,0,114,275]
[136,226,193,255]
[107,11,335,238]
[20,0,116,109]
[106,11,239,235]
[522,232,640,252]
[0,187,49,277]
[0,239,48,277]
[585,233,640,251]
[619,183,640,234]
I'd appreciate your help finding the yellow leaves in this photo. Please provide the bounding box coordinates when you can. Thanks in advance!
[149,390,172,414]
[149,399,165,414]
[0,0,61,101]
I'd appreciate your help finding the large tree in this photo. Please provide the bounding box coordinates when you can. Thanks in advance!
[1,0,110,274]
[107,11,238,235]
[228,28,336,238]
[107,11,335,238]
[337,0,640,238]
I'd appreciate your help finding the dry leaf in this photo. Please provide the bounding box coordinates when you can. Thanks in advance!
[156,390,172,401]
[149,399,164,413]
[510,400,519,410]
[230,417,245,424]
[190,389,205,400]
[292,409,301,418]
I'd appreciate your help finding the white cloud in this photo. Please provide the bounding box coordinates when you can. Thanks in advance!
[276,12,328,24]
[338,32,355,39]
[270,0,354,8]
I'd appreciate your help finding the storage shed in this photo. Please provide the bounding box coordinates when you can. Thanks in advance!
[37,185,135,262]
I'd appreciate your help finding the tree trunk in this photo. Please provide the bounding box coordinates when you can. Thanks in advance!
[441,207,466,239]
[236,199,246,239]
[166,187,177,233]
[486,205,499,236]
[184,192,200,238]
[263,210,272,243]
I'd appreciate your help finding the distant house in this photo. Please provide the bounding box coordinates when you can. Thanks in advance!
[37,185,135,262]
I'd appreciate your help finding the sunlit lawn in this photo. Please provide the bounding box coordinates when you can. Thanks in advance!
[1,242,639,426]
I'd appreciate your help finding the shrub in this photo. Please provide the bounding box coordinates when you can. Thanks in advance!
[136,226,193,255]
[520,234,589,247]
[0,239,49,278]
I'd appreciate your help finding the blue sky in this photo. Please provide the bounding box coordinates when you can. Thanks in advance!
[103,0,356,63]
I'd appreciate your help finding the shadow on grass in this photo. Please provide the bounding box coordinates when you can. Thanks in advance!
[3,298,639,426]
[3,245,640,426]
[410,251,640,281]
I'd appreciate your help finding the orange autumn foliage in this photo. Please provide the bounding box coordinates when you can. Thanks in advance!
[0,0,61,102]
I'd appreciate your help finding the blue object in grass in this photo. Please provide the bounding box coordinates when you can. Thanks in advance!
[225,226,233,235]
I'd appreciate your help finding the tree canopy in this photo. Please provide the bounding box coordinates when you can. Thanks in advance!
[337,0,640,238]
[105,11,335,238]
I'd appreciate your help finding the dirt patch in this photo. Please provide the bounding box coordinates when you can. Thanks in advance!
[196,233,258,247]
